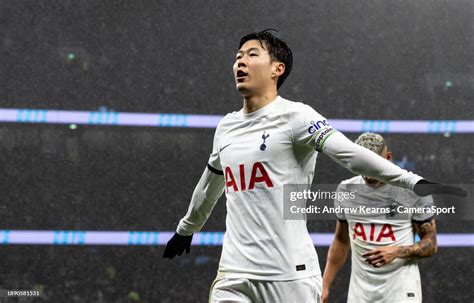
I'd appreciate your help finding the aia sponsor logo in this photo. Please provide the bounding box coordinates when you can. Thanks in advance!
[224,162,273,193]
[308,120,330,134]
[353,223,396,242]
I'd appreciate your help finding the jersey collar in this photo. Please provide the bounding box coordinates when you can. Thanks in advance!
[240,96,282,120]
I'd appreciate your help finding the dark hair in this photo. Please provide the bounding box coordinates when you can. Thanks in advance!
[239,29,293,89]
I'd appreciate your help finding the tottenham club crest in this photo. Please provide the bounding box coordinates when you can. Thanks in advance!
[260,131,270,151]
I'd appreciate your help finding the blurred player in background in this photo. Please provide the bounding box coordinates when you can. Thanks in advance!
[322,132,438,303]
[163,30,462,302]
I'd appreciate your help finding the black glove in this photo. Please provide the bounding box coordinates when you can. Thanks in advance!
[413,180,467,197]
[162,233,193,259]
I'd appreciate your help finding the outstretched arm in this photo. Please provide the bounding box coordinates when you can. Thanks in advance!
[289,105,466,196]
[163,166,225,259]
[363,220,437,267]
[322,220,350,303]
[320,131,466,196]
[321,131,422,190]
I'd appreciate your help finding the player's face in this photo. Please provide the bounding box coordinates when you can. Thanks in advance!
[364,147,393,188]
[233,39,280,95]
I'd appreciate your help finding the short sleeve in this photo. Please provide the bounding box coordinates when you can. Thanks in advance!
[290,104,338,152]
[207,121,223,174]
[412,195,435,223]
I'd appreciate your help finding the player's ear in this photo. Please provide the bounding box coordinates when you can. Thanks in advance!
[386,151,393,161]
[272,62,285,79]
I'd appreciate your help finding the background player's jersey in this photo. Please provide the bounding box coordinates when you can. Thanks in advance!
[207,96,336,281]
[335,176,434,302]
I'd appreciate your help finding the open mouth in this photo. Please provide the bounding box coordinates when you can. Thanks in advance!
[236,70,248,82]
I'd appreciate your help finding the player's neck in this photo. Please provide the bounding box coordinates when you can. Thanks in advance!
[242,91,278,114]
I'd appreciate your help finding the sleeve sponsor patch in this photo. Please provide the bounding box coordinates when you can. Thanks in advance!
[307,119,330,134]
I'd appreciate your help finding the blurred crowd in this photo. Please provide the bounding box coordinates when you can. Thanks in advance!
[0,245,472,302]
[1,1,472,120]
[0,125,471,302]
[0,126,471,230]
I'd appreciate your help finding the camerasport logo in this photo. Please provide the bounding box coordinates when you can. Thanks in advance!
[308,120,330,134]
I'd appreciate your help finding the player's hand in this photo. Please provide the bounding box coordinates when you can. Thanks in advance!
[362,246,399,268]
[321,287,329,303]
[413,180,467,197]
[162,233,193,259]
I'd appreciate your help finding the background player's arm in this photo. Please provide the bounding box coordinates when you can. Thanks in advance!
[322,220,350,303]
[398,220,438,259]
[363,220,437,267]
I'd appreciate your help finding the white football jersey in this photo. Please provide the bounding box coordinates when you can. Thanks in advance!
[335,175,434,302]
[177,94,423,282]
[207,96,336,280]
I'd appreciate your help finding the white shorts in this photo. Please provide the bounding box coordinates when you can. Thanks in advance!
[209,274,322,303]
[348,263,422,303]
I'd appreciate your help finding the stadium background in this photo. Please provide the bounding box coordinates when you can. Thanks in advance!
[1,0,473,302]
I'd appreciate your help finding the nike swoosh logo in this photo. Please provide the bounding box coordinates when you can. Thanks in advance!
[219,143,232,152]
